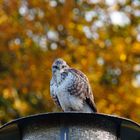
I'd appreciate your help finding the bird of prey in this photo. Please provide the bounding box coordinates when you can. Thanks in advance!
[50,58,97,113]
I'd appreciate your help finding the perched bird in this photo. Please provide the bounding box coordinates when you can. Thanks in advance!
[50,58,97,113]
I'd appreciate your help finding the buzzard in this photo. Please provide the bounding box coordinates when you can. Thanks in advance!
[50,58,97,113]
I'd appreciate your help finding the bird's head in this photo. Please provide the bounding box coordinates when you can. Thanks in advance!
[52,58,69,75]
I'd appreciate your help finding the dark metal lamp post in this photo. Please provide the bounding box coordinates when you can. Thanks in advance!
[0,113,140,140]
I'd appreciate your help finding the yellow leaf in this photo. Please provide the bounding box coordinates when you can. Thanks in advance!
[120,53,126,62]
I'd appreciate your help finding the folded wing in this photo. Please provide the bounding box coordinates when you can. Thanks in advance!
[50,78,62,109]
[68,68,97,112]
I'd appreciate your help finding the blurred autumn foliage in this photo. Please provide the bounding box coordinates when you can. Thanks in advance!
[0,0,140,125]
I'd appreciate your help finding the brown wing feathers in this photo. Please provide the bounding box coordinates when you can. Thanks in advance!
[68,68,97,112]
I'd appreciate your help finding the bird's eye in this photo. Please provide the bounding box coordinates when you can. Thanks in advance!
[62,65,66,68]
[53,66,58,69]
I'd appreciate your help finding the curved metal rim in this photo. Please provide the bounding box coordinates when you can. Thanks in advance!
[0,112,139,130]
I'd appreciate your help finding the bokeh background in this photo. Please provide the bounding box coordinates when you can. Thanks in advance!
[0,0,140,125]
